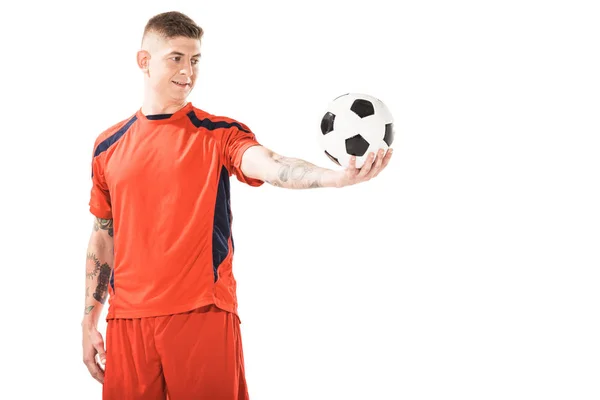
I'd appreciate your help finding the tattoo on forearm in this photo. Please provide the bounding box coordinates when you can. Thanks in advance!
[268,156,323,189]
[85,305,94,314]
[93,263,112,305]
[94,218,114,237]
[86,253,101,279]
[86,251,111,305]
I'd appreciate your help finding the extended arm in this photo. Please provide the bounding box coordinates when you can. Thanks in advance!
[241,145,337,189]
[82,217,114,329]
[240,145,392,189]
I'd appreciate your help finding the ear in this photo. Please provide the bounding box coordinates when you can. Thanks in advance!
[137,50,150,74]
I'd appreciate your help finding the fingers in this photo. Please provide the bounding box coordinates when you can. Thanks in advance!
[95,344,107,367]
[91,329,107,366]
[348,154,357,170]
[370,149,386,176]
[83,328,107,384]
[383,147,393,163]
[83,355,105,384]
[346,155,359,177]
[369,148,393,178]
[357,152,376,178]
[345,148,393,185]
[380,148,393,170]
[358,148,390,179]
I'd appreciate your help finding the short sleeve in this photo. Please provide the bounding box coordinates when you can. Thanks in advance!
[222,123,264,187]
[89,148,113,220]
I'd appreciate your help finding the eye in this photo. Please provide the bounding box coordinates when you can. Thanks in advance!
[171,56,181,62]
[191,59,199,65]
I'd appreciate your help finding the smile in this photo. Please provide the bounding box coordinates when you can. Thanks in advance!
[172,81,190,87]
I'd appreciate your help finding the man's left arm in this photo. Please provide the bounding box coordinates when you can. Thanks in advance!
[240,145,393,189]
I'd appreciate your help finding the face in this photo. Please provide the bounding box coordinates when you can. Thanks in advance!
[138,34,201,103]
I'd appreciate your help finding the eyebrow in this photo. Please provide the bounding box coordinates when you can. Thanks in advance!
[168,51,201,58]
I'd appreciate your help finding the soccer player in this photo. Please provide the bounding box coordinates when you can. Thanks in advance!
[82,11,392,400]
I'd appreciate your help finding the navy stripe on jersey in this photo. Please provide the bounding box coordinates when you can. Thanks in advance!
[146,114,172,120]
[212,166,233,283]
[94,115,138,157]
[186,110,251,133]
[92,115,137,177]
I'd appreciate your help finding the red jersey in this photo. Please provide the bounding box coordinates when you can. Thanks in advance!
[88,102,263,320]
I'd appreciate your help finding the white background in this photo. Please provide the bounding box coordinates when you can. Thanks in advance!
[1,0,599,399]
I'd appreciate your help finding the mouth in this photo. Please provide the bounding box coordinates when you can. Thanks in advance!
[172,80,191,88]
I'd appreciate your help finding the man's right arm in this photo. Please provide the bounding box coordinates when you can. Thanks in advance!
[82,217,114,329]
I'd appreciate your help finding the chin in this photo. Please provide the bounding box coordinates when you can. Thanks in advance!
[169,89,190,99]
[173,87,193,98]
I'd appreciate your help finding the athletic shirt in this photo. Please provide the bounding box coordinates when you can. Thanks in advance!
[88,102,263,321]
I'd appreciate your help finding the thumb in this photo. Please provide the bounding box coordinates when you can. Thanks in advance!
[92,331,107,365]
[99,351,106,365]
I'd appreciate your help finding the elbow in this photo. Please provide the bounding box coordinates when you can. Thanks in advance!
[240,145,279,182]
[88,222,115,250]
[89,233,113,252]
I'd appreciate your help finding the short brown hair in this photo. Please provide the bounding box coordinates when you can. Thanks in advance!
[143,11,204,42]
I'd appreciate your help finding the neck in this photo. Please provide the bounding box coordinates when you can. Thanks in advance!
[141,95,188,116]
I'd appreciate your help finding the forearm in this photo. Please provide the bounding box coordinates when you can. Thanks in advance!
[82,219,114,328]
[265,154,339,189]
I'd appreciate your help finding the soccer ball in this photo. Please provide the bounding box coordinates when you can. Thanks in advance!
[318,93,395,169]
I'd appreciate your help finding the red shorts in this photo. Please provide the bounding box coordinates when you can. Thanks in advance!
[102,304,249,400]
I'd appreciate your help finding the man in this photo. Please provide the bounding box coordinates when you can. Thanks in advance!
[82,10,392,400]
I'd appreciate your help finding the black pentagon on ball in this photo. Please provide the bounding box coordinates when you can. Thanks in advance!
[384,123,395,146]
[320,112,335,135]
[324,150,341,166]
[345,134,370,157]
[350,99,375,118]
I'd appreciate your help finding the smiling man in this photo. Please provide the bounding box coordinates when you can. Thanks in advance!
[138,27,201,109]
[81,10,392,400]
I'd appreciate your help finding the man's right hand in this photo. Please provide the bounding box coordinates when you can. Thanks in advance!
[82,324,107,384]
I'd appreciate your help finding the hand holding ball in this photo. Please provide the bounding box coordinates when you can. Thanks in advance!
[318,93,395,169]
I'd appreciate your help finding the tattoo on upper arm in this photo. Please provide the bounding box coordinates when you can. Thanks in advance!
[85,305,94,314]
[94,218,114,237]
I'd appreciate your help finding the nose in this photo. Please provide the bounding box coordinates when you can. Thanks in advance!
[180,60,194,77]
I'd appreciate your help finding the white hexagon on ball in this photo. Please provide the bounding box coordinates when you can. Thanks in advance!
[318,93,395,169]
